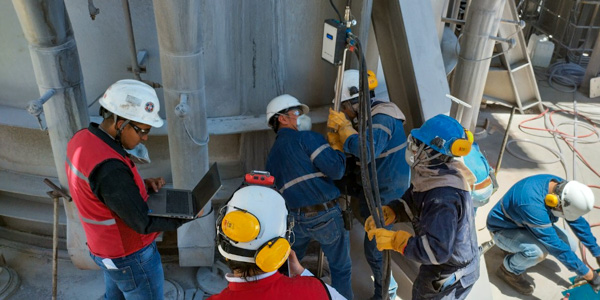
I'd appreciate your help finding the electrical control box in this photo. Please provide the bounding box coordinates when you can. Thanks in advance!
[321,19,346,65]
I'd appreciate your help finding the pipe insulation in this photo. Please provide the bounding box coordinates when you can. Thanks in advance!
[11,0,94,269]
[450,0,507,131]
[152,0,214,267]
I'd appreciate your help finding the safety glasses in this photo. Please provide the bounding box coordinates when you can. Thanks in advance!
[129,123,151,137]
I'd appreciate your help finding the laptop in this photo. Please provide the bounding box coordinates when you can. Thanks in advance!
[147,162,222,219]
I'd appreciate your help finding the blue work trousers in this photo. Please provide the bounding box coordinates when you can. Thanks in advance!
[493,224,577,275]
[91,241,164,300]
[290,204,353,300]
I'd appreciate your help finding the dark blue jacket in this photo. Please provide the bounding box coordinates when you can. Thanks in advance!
[344,104,410,204]
[389,185,480,294]
[487,174,600,276]
[266,128,346,209]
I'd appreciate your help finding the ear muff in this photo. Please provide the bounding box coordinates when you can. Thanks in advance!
[545,180,567,208]
[221,210,261,243]
[450,129,474,157]
[254,237,291,272]
[545,193,559,207]
[367,70,378,90]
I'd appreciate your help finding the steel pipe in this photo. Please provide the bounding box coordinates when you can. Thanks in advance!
[152,0,213,266]
[11,0,94,269]
[450,0,507,131]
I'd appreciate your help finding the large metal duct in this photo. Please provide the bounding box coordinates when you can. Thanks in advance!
[11,0,94,269]
[450,0,507,131]
[152,0,214,266]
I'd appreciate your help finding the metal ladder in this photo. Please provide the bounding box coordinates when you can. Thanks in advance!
[483,0,544,113]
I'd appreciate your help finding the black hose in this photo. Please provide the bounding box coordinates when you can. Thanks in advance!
[329,0,342,22]
[353,35,391,300]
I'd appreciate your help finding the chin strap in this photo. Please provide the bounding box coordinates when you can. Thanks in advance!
[114,118,130,147]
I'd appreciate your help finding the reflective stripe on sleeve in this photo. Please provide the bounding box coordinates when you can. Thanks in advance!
[372,124,392,137]
[280,172,326,193]
[422,235,440,265]
[310,144,330,163]
[377,141,407,159]
[399,199,414,221]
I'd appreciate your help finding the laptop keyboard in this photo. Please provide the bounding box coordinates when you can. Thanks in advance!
[166,190,190,214]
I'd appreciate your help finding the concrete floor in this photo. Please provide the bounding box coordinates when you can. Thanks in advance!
[474,79,600,300]
[1,81,599,299]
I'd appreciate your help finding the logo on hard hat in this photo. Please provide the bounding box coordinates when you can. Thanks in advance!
[145,102,154,113]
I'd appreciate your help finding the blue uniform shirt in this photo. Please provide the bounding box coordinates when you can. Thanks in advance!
[487,174,600,276]
[344,108,410,204]
[266,128,346,209]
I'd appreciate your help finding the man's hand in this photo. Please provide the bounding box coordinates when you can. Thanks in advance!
[327,132,343,152]
[288,250,305,277]
[367,228,412,254]
[327,108,351,131]
[588,271,600,293]
[327,109,358,144]
[364,206,396,232]
[144,177,166,193]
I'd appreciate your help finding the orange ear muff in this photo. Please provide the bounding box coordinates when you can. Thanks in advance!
[545,193,559,207]
[451,139,472,157]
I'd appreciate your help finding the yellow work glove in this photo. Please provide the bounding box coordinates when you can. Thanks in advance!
[364,206,396,232]
[367,228,412,254]
[327,108,357,144]
[327,132,343,152]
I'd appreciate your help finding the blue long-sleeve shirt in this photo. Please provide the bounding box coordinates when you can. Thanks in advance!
[266,128,346,209]
[487,174,600,276]
[344,104,410,204]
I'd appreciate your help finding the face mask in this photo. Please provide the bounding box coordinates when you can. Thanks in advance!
[405,146,415,167]
[405,135,419,167]
[296,114,312,131]
[126,143,151,164]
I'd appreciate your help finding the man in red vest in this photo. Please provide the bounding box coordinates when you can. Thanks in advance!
[66,79,187,299]
[210,184,346,300]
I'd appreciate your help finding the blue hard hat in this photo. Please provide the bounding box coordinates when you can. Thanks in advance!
[410,114,468,157]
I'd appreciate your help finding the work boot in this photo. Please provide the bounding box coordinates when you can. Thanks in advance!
[496,263,534,295]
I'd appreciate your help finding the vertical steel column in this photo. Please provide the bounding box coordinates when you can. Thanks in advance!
[450,0,506,131]
[372,0,451,130]
[11,0,94,269]
[152,0,214,266]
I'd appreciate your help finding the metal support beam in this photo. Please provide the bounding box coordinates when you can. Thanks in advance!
[11,0,94,269]
[372,0,451,131]
[450,0,507,131]
[152,0,214,266]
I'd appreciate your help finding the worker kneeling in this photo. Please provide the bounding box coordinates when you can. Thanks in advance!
[365,114,480,300]
[209,185,346,299]
[487,175,600,295]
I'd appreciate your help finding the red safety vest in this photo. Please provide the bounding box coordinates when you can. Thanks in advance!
[65,128,159,258]
[208,272,331,300]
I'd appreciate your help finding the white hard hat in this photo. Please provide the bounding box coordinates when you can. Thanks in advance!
[99,79,164,127]
[560,181,595,221]
[336,69,360,103]
[217,185,289,266]
[265,94,309,126]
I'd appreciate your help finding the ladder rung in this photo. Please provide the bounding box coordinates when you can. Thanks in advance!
[510,60,530,72]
